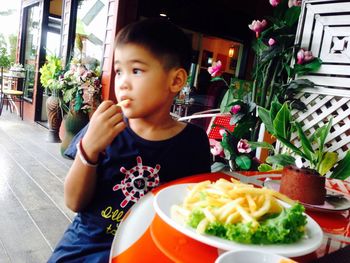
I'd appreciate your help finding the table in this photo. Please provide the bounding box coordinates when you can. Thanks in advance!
[109,171,350,263]
[0,72,25,118]
[172,99,194,117]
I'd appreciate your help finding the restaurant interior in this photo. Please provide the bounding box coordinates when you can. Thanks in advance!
[1,0,350,262]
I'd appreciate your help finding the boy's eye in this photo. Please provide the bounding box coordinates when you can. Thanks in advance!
[115,69,122,76]
[133,68,142,75]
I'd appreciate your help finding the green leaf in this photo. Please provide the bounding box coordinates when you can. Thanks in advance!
[220,89,235,113]
[247,141,274,151]
[235,155,252,170]
[273,0,289,20]
[273,103,291,140]
[266,154,296,167]
[309,125,325,144]
[284,6,301,27]
[270,99,282,122]
[275,136,307,159]
[318,152,338,176]
[294,58,322,76]
[258,164,273,172]
[221,134,236,160]
[62,87,76,103]
[318,119,332,155]
[232,120,256,139]
[294,122,314,162]
[210,77,223,82]
[74,92,83,112]
[260,46,282,64]
[258,106,274,134]
[230,113,245,124]
[329,151,350,180]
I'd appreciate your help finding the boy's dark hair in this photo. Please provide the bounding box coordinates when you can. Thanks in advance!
[115,18,192,73]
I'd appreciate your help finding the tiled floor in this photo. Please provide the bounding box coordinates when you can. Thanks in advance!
[0,110,75,262]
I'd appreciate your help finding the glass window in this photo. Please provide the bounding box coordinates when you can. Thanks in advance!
[22,3,40,101]
[74,0,108,69]
[46,16,62,56]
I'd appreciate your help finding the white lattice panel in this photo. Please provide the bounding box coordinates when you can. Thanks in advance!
[291,90,350,159]
[295,0,350,88]
[283,0,350,182]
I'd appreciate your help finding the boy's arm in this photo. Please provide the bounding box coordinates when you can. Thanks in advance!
[64,101,127,212]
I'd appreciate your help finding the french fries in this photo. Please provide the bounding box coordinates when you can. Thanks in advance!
[116,99,130,107]
[171,178,295,234]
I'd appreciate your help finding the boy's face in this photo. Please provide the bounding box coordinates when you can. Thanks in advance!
[114,44,177,119]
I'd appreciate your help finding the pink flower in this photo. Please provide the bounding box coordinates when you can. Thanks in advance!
[209,139,224,156]
[296,48,314,64]
[288,0,302,8]
[208,60,222,77]
[268,38,276,46]
[248,19,267,38]
[237,139,252,153]
[269,0,281,7]
[230,105,241,114]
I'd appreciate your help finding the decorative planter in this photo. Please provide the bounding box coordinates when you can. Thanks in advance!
[280,165,326,205]
[46,95,62,143]
[60,109,89,156]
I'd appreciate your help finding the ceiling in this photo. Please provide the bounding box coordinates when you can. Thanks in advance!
[137,0,272,43]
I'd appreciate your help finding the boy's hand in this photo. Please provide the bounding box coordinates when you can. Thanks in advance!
[82,100,127,162]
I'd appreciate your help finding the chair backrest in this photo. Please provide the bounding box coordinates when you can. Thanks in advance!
[207,114,234,140]
[178,110,234,140]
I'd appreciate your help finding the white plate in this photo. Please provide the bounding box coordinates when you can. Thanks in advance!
[153,183,324,257]
[264,179,350,213]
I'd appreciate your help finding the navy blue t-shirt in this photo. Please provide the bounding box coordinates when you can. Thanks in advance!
[48,122,211,262]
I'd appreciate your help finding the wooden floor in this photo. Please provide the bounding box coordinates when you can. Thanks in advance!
[0,110,75,262]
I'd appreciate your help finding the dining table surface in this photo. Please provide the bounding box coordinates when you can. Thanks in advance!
[109,171,350,263]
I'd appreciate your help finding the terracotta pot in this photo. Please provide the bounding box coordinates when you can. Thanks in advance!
[280,165,326,205]
[46,95,62,143]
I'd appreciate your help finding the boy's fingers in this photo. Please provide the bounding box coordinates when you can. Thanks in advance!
[102,104,123,119]
[110,113,124,126]
[95,100,114,113]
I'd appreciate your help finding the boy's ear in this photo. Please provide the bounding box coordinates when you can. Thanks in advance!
[169,68,188,93]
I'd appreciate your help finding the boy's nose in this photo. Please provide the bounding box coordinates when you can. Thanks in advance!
[116,76,130,90]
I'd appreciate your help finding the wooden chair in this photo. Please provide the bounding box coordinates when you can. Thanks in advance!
[0,67,26,120]
[178,109,233,139]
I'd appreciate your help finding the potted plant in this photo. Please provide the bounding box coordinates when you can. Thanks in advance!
[39,54,64,142]
[254,100,350,204]
[208,0,322,172]
[0,47,11,69]
[58,57,102,155]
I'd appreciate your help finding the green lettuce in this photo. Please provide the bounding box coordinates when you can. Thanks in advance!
[187,203,307,245]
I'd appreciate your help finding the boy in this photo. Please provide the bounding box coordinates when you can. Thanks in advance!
[48,18,211,262]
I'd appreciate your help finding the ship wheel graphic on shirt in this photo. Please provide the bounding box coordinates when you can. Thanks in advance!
[112,156,161,208]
